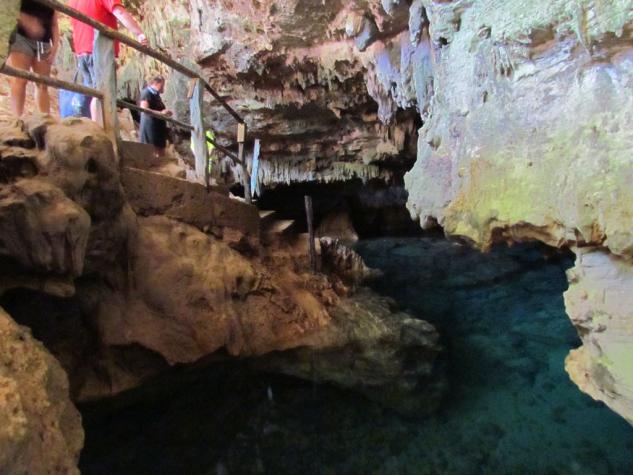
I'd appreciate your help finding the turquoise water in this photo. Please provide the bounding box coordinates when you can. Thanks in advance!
[79,237,633,475]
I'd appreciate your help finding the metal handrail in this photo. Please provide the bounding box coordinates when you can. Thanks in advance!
[35,0,245,124]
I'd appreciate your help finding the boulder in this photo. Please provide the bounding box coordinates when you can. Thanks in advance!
[0,306,83,474]
[0,178,90,276]
[565,249,633,425]
[258,289,445,416]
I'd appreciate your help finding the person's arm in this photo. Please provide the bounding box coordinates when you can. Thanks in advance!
[112,5,148,46]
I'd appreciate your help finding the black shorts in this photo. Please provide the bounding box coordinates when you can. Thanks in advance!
[77,54,95,88]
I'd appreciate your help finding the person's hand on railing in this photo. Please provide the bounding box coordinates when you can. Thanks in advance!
[137,33,148,46]
[162,109,173,117]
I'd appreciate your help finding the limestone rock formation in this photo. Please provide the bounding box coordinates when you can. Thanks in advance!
[319,238,380,287]
[317,209,360,242]
[119,0,422,187]
[0,0,19,67]
[403,0,633,423]
[0,116,129,285]
[259,289,445,416]
[0,115,444,413]
[0,306,83,475]
[85,215,331,367]
[565,249,633,425]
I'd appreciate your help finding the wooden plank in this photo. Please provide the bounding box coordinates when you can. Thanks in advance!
[0,64,103,99]
[34,0,244,124]
[305,196,317,273]
[189,79,208,186]
[94,31,118,143]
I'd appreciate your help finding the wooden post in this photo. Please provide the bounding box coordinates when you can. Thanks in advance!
[189,78,209,187]
[238,122,251,204]
[93,31,118,149]
[305,195,317,273]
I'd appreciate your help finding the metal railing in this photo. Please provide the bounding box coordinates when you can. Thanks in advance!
[0,0,252,202]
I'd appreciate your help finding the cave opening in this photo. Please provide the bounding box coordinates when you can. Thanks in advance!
[44,235,633,475]
[253,178,423,239]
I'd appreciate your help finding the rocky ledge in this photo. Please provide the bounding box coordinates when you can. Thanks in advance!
[0,115,444,471]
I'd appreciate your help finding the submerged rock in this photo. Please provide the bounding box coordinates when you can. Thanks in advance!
[319,238,381,287]
[258,289,445,416]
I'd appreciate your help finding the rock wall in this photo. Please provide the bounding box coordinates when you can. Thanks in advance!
[112,0,633,423]
[0,306,83,474]
[402,0,633,423]
[118,0,425,187]
[0,114,444,420]
[0,0,19,67]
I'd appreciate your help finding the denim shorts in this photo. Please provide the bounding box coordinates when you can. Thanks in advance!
[9,31,52,61]
[77,54,96,88]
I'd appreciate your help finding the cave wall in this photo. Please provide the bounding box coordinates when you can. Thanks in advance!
[0,307,83,474]
[403,0,633,423]
[118,0,426,186]
[163,0,633,423]
[0,0,19,67]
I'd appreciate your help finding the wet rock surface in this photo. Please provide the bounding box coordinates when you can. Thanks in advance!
[0,116,439,418]
[77,238,633,475]
[565,248,633,426]
[398,0,633,423]
[258,289,445,416]
[0,306,83,475]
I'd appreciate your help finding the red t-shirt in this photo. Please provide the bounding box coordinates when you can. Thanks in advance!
[69,0,122,56]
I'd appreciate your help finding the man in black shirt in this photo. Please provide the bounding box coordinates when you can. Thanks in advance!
[139,75,172,160]
[7,0,60,116]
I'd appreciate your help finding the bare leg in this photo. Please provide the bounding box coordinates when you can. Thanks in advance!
[90,97,104,125]
[32,56,52,114]
[6,51,33,117]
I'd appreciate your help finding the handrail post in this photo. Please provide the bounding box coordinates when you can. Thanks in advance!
[94,31,118,152]
[190,78,209,187]
[305,195,317,273]
[237,123,251,204]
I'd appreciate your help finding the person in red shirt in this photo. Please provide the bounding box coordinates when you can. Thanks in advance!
[68,0,148,122]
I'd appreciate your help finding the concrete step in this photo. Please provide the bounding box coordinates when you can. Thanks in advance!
[258,210,277,227]
[120,141,156,170]
[261,218,296,247]
[265,219,295,235]
[119,140,232,194]
[121,167,260,244]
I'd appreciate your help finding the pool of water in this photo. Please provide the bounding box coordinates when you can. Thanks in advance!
[79,237,633,475]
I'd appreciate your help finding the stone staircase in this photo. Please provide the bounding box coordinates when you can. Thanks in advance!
[258,209,296,245]
[119,141,312,255]
[119,141,260,248]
